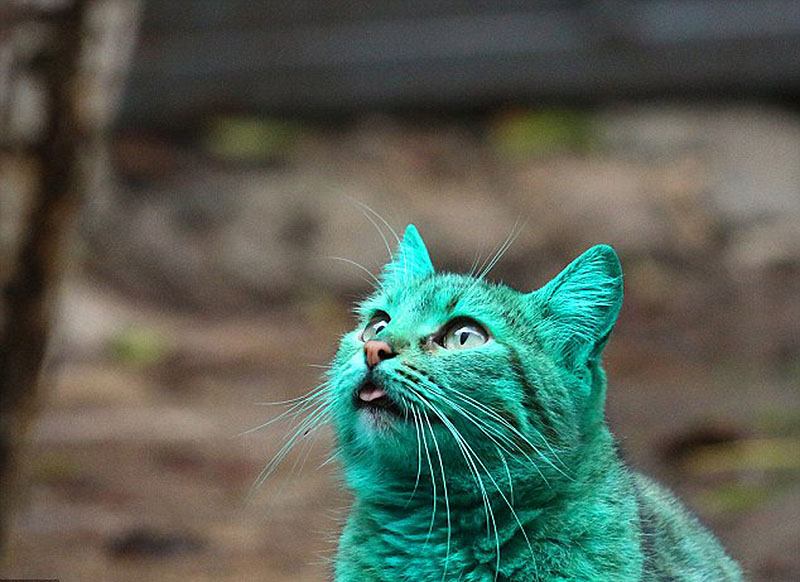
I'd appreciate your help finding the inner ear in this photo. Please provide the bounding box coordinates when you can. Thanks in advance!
[379,224,434,287]
[529,245,623,369]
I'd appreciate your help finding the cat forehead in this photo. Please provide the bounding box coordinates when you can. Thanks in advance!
[360,272,522,319]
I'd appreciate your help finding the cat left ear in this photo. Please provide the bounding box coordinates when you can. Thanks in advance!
[379,224,434,287]
[529,245,623,369]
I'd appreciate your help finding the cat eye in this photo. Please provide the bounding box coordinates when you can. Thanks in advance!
[439,319,489,350]
[360,312,391,342]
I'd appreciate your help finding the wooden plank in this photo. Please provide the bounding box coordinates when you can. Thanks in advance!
[138,0,551,30]
[119,0,800,125]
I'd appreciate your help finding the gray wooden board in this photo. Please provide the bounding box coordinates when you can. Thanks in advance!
[119,0,800,125]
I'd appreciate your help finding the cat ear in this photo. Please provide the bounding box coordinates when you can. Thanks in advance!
[379,224,434,287]
[529,245,623,369]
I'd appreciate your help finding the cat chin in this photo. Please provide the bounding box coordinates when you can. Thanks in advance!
[357,406,402,432]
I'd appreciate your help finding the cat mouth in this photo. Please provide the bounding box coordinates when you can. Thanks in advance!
[355,380,403,418]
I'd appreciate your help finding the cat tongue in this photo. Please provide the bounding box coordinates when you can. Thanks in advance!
[358,383,386,403]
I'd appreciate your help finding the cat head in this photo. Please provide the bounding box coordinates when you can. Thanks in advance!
[327,225,622,497]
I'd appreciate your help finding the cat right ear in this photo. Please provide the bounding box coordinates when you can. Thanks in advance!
[379,224,434,287]
[528,245,623,369]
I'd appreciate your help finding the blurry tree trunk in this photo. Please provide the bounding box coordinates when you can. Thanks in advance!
[0,0,140,555]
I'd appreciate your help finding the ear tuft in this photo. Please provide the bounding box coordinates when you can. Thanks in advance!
[531,245,623,368]
[380,224,434,287]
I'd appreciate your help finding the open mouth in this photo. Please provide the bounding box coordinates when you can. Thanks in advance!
[355,380,403,417]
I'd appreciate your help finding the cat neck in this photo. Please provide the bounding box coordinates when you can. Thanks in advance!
[338,427,638,580]
[346,423,619,534]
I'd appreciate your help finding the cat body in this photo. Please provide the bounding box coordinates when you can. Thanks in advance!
[325,225,743,582]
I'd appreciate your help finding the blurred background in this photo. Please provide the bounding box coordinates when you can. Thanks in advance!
[1,1,799,581]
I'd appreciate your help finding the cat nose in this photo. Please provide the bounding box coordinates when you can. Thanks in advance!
[364,340,396,368]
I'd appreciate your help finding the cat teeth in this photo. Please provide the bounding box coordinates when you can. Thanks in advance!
[358,383,387,403]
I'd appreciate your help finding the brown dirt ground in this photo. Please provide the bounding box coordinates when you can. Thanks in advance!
[2,277,799,582]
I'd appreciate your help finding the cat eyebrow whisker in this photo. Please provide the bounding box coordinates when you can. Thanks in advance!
[471,232,506,285]
[355,204,394,260]
[475,216,527,282]
[325,256,383,290]
[346,197,401,245]
[467,245,483,278]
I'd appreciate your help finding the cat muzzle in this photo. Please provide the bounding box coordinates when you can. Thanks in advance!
[355,379,403,417]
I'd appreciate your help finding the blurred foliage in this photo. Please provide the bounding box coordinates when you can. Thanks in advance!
[293,284,351,331]
[31,453,81,486]
[486,109,597,159]
[696,482,775,515]
[107,326,172,370]
[202,116,305,163]
[756,409,800,437]
[681,438,800,476]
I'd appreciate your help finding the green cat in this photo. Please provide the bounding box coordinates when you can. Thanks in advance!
[320,224,743,581]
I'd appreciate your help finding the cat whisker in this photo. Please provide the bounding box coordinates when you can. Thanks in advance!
[325,256,382,289]
[262,407,333,510]
[348,201,405,287]
[440,380,570,479]
[457,392,570,480]
[433,406,537,578]
[289,411,330,479]
[405,403,424,507]
[346,197,404,288]
[317,450,339,470]
[345,197,400,245]
[306,363,333,370]
[400,380,537,574]
[354,203,394,260]
[467,246,483,279]
[398,366,557,484]
[253,381,331,407]
[429,388,548,485]
[499,449,514,506]
[421,408,452,581]
[397,367,541,499]
[256,402,330,482]
[242,385,332,436]
[476,216,526,282]
[402,383,501,576]
[247,400,332,502]
[471,232,505,283]
[417,403,438,547]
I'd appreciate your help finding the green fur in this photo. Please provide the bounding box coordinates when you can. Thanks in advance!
[323,225,743,581]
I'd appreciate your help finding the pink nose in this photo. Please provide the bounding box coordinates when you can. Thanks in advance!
[364,340,395,368]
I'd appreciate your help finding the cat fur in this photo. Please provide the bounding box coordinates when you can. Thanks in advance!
[324,225,743,582]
